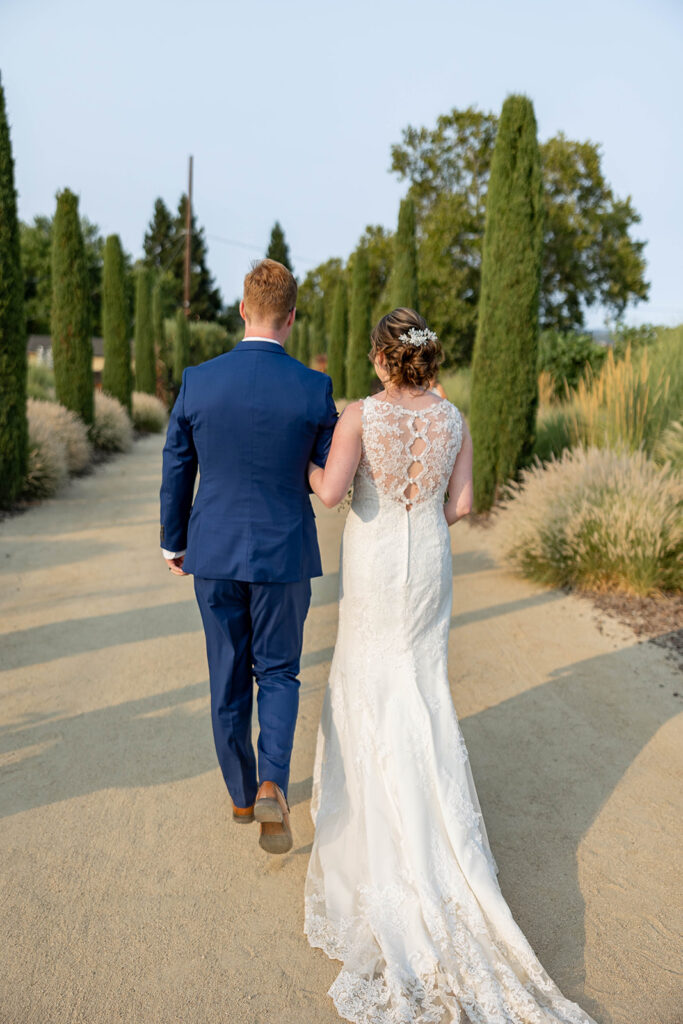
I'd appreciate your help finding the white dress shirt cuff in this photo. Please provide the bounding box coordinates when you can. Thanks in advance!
[162,548,186,559]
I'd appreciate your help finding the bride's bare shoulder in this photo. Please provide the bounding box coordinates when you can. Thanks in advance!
[336,400,363,434]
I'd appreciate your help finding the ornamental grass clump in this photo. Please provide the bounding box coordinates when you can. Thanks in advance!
[565,341,671,456]
[26,398,91,473]
[492,445,682,597]
[90,391,133,453]
[23,399,69,498]
[132,391,167,433]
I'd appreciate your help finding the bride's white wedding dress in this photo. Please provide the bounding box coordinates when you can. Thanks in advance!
[304,394,599,1024]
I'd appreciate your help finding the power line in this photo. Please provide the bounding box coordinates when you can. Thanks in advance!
[206,232,318,267]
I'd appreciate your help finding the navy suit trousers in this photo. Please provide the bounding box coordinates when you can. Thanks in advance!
[193,576,312,808]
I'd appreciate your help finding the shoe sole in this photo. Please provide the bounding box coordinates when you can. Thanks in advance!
[258,826,293,855]
[232,813,255,824]
[253,798,283,823]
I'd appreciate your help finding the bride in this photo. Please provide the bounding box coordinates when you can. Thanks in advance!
[304,308,599,1024]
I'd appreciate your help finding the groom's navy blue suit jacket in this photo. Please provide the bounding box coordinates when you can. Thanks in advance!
[160,339,338,581]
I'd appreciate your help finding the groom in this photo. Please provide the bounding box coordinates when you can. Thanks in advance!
[159,258,338,854]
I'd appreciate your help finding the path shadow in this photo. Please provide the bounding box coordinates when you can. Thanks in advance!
[0,601,201,671]
[0,537,122,574]
[456,642,678,1022]
[0,681,216,819]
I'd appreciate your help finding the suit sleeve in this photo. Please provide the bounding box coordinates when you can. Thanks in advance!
[309,375,339,469]
[159,369,198,552]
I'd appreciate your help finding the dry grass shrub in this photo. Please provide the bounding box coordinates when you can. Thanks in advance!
[26,398,91,474]
[564,341,672,455]
[23,399,69,498]
[132,391,167,433]
[90,391,133,452]
[652,420,683,472]
[492,445,682,597]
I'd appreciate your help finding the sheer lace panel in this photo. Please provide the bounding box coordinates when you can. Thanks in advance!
[357,396,463,509]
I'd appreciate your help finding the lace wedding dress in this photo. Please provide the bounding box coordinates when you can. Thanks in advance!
[304,394,599,1024]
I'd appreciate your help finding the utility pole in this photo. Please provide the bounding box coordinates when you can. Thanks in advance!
[183,155,193,317]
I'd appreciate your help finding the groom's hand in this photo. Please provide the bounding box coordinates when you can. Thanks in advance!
[165,555,189,576]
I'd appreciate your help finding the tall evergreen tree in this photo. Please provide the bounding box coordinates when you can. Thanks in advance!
[266,221,293,271]
[298,319,311,367]
[143,198,175,269]
[141,196,222,320]
[101,234,132,412]
[0,74,28,506]
[469,94,544,512]
[173,309,191,386]
[390,196,418,310]
[328,279,347,398]
[51,189,93,425]
[346,246,372,399]
[134,265,156,394]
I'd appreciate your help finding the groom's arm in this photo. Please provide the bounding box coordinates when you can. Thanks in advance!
[160,369,198,557]
[309,376,338,470]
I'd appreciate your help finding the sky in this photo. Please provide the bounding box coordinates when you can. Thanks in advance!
[2,0,682,329]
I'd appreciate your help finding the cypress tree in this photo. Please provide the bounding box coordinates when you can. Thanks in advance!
[101,234,132,413]
[173,309,191,386]
[328,279,347,398]
[390,196,418,310]
[0,73,28,506]
[346,246,372,399]
[51,189,93,425]
[469,94,544,512]
[134,265,155,394]
[298,319,311,367]
[266,221,293,271]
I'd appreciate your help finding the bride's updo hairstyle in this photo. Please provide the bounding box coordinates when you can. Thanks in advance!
[369,308,444,390]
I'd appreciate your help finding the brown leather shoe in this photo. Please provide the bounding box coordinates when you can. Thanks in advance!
[232,803,255,824]
[254,781,292,854]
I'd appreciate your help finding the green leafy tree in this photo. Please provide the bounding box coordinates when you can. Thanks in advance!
[391,105,648,363]
[297,257,344,338]
[173,309,191,386]
[469,95,544,512]
[101,234,132,412]
[390,196,418,310]
[134,266,155,394]
[346,245,372,399]
[0,73,28,505]
[266,221,293,271]
[328,279,347,398]
[349,226,394,327]
[51,189,94,425]
[21,213,108,336]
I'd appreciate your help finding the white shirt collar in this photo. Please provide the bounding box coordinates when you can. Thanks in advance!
[242,335,283,347]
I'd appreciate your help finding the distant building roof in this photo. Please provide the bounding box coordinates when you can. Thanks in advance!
[27,335,133,358]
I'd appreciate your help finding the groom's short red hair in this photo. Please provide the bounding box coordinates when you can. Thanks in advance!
[243,258,297,328]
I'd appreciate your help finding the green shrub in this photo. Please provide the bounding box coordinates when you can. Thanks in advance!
[27,364,56,402]
[90,390,133,452]
[492,444,682,597]
[132,391,167,433]
[537,330,607,398]
[531,404,573,463]
[26,398,91,473]
[23,399,69,498]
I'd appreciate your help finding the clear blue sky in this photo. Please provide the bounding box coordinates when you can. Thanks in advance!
[2,0,681,328]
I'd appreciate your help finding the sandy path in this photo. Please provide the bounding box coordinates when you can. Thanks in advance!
[0,432,680,1024]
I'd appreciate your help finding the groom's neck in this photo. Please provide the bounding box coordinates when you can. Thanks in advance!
[243,320,290,347]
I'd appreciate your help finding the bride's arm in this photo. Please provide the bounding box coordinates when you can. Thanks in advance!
[444,414,473,526]
[308,401,362,508]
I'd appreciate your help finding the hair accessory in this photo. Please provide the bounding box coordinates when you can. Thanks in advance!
[398,327,438,347]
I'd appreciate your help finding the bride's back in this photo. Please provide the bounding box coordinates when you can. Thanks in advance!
[355,393,463,511]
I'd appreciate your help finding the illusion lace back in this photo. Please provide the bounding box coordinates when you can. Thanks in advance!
[304,395,599,1024]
